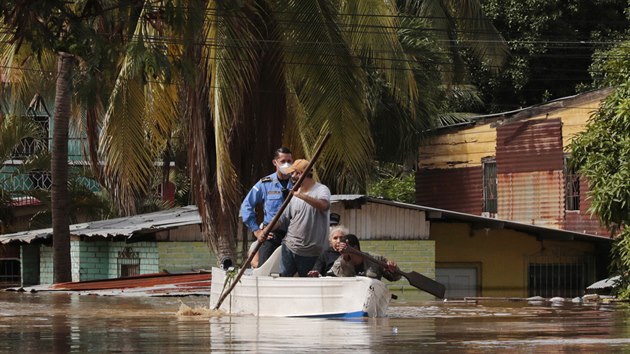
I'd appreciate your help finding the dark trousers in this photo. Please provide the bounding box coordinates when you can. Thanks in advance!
[258,230,286,266]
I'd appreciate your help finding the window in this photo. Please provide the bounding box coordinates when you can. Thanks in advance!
[28,170,52,190]
[11,115,49,159]
[528,262,586,298]
[564,156,580,211]
[482,159,497,213]
[117,247,140,278]
[0,259,21,287]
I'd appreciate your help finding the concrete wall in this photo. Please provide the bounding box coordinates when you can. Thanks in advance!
[106,242,159,278]
[431,222,598,297]
[39,243,54,284]
[158,242,215,272]
[77,241,110,281]
[361,240,436,301]
[39,240,162,283]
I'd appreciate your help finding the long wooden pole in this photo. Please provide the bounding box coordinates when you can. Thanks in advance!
[213,132,331,310]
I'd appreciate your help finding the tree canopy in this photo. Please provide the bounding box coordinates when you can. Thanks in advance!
[570,40,630,297]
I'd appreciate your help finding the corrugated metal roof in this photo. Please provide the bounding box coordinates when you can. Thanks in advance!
[416,166,482,215]
[3,197,611,245]
[330,201,430,240]
[587,276,620,290]
[498,171,564,228]
[8,272,211,296]
[331,195,611,243]
[437,88,612,130]
[0,205,201,244]
[496,119,564,174]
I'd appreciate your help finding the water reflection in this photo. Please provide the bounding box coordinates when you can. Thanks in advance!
[1,292,629,353]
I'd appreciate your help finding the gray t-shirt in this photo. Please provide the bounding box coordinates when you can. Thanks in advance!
[280,182,331,257]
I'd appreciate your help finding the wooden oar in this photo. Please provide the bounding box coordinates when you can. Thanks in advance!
[213,132,332,310]
[345,246,446,299]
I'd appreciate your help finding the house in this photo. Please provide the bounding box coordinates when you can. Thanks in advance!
[416,88,612,235]
[1,96,179,286]
[331,195,611,299]
[2,192,611,300]
[0,206,215,286]
[414,88,615,298]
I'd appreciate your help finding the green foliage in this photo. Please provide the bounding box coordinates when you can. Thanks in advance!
[569,39,630,298]
[26,168,116,229]
[470,0,629,112]
[367,164,416,203]
[610,230,630,298]
[0,115,48,232]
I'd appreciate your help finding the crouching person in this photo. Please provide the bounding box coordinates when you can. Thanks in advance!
[308,224,349,277]
[331,235,401,281]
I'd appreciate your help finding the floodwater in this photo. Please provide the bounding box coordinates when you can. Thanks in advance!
[1,292,629,353]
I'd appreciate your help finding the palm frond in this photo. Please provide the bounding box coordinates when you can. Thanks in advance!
[211,1,262,211]
[273,0,372,191]
[338,0,418,114]
[406,0,509,79]
[100,7,156,215]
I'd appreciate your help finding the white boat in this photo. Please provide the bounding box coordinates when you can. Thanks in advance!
[210,248,391,318]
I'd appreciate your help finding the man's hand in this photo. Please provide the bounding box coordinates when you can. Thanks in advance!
[254,228,273,243]
[307,270,320,277]
[385,260,398,272]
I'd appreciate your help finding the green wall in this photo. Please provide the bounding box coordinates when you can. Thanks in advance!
[361,240,436,301]
[157,242,215,273]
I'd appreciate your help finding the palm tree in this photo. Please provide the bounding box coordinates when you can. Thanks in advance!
[98,0,507,265]
[2,0,508,269]
[0,1,147,282]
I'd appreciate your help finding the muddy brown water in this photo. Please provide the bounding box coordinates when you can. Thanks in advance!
[1,292,629,353]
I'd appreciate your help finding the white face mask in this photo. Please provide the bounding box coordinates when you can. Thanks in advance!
[279,162,292,175]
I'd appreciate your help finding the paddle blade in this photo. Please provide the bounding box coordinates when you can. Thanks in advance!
[402,271,446,299]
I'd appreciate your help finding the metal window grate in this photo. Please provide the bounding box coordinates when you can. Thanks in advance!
[564,157,580,211]
[10,115,49,159]
[527,255,589,298]
[482,160,497,213]
[0,259,21,287]
[117,247,140,278]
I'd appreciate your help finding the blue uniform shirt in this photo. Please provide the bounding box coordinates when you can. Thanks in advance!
[240,172,293,232]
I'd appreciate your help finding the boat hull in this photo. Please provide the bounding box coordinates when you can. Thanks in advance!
[210,267,390,317]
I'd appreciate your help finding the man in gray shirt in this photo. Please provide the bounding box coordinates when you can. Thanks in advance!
[276,159,330,277]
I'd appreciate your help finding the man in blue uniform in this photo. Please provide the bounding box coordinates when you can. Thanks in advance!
[240,147,293,267]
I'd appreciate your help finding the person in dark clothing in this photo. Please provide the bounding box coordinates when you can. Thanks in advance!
[308,225,348,277]
[332,234,401,281]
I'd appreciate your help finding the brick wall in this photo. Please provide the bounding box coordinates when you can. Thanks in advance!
[360,240,436,301]
[39,244,53,284]
[107,242,159,278]
[158,242,215,272]
[38,240,162,283]
[77,241,110,281]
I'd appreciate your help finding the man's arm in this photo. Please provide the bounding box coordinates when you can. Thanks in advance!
[240,181,264,233]
[292,190,329,211]
[293,184,330,211]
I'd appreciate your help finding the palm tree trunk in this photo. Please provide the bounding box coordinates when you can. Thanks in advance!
[51,52,74,283]
[184,0,236,267]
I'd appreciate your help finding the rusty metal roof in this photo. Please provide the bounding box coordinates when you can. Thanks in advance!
[332,195,611,243]
[437,88,613,130]
[0,205,201,244]
[7,271,211,296]
[3,197,610,245]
